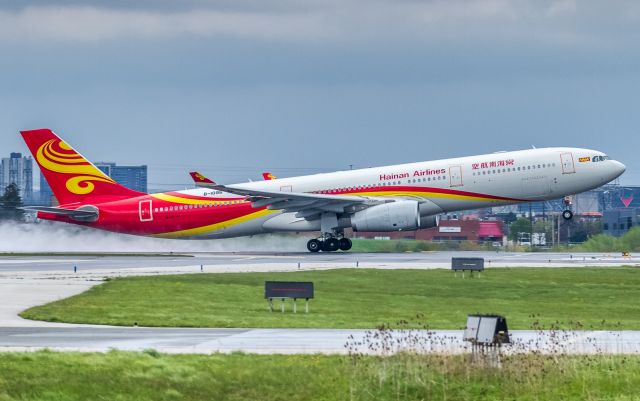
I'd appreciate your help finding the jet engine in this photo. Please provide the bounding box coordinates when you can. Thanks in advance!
[351,201,438,232]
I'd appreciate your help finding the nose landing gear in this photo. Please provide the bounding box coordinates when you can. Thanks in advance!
[562,196,574,220]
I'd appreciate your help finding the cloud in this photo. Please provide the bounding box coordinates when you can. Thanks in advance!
[0,5,334,43]
[0,0,640,51]
[0,1,638,48]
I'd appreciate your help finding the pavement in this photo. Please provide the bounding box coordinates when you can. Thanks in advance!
[1,327,639,355]
[1,251,639,273]
[0,251,639,354]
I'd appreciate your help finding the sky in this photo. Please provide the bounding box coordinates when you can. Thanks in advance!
[0,0,639,192]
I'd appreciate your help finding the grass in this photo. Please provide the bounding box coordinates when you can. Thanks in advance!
[1,351,640,401]
[21,267,640,329]
[350,238,494,252]
[575,226,640,252]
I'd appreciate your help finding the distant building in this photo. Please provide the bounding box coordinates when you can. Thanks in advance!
[0,152,33,203]
[601,185,640,210]
[95,162,148,193]
[39,173,54,206]
[356,218,505,243]
[603,208,639,237]
[492,185,640,218]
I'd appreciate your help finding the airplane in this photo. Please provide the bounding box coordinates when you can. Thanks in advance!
[20,128,625,252]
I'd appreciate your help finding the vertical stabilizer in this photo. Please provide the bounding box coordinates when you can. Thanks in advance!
[21,128,145,205]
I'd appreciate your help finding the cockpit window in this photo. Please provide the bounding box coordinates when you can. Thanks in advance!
[592,155,610,162]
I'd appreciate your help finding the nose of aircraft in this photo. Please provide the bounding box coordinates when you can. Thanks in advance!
[611,160,626,179]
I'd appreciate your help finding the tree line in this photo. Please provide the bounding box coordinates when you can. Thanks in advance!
[0,183,24,221]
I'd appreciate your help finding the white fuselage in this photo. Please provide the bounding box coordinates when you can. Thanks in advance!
[175,147,625,238]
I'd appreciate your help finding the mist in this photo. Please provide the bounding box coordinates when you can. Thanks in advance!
[0,222,308,253]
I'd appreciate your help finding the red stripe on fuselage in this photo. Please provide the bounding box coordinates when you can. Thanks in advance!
[315,185,525,202]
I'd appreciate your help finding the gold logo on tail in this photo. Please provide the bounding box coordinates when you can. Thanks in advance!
[36,139,116,195]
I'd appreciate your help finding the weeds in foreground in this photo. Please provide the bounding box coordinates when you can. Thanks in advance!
[344,316,638,400]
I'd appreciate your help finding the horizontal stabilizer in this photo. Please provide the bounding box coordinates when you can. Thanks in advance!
[21,206,99,222]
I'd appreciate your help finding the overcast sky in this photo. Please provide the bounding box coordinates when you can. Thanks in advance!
[0,0,639,191]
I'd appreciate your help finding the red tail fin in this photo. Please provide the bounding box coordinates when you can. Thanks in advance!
[189,171,216,185]
[21,129,145,205]
[262,172,277,180]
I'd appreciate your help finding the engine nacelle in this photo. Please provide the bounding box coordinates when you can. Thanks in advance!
[419,214,438,229]
[351,201,422,232]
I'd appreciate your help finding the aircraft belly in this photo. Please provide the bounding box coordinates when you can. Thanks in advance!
[432,198,499,213]
[262,212,321,232]
[520,175,551,199]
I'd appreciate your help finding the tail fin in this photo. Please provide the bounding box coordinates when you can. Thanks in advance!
[189,171,217,188]
[262,172,277,180]
[21,128,145,205]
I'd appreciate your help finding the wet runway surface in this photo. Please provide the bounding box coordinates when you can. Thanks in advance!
[1,326,639,355]
[0,251,638,272]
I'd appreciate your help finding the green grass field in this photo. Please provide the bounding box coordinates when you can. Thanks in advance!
[21,267,640,329]
[1,351,640,401]
[349,238,492,252]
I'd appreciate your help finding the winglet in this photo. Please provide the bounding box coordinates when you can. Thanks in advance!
[189,171,217,188]
[262,172,277,180]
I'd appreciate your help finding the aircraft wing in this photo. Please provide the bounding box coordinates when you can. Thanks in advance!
[214,183,385,216]
[189,171,385,217]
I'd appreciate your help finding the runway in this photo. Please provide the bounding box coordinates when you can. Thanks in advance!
[0,251,638,273]
[1,327,639,355]
[1,251,639,354]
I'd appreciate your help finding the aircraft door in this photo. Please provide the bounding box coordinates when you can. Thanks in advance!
[560,152,576,174]
[449,165,463,187]
[280,185,292,192]
[139,200,153,222]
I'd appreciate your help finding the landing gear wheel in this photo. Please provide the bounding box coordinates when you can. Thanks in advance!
[307,239,321,253]
[339,238,352,251]
[323,238,340,252]
[562,210,573,220]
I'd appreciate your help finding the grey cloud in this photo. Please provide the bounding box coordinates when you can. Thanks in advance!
[1,1,639,45]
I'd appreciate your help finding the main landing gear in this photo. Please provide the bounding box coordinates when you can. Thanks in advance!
[308,212,353,252]
[307,237,352,253]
